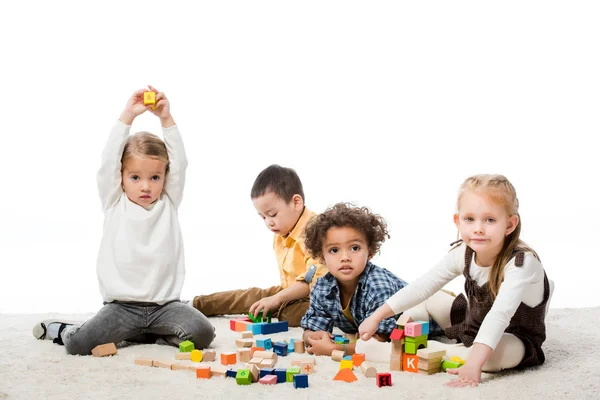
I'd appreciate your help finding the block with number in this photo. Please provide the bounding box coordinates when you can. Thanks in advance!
[376,373,392,387]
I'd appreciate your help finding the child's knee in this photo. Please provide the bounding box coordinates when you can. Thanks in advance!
[63,334,93,356]
[187,320,216,349]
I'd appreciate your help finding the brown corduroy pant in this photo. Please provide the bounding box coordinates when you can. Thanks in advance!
[192,286,310,328]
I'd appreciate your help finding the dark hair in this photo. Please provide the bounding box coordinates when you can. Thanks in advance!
[304,202,389,261]
[250,164,305,203]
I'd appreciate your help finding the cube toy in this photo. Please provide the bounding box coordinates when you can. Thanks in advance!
[333,368,358,382]
[415,321,430,335]
[235,339,254,348]
[91,343,117,357]
[376,373,392,387]
[273,342,288,356]
[210,365,228,377]
[404,322,422,337]
[250,346,265,357]
[352,353,365,367]
[274,368,287,383]
[390,328,405,341]
[287,338,296,353]
[334,336,350,344]
[256,338,272,350]
[152,360,172,369]
[203,349,216,362]
[340,359,353,370]
[220,352,237,365]
[236,369,252,385]
[300,362,314,374]
[226,369,238,378]
[179,340,194,352]
[259,359,276,369]
[196,366,211,379]
[241,331,253,339]
[261,321,288,334]
[259,368,276,379]
[286,367,301,382]
[249,323,266,335]
[417,348,446,359]
[293,374,309,389]
[143,91,156,105]
[190,349,203,362]
[403,353,419,373]
[244,363,260,382]
[238,348,251,362]
[390,354,402,371]
[259,375,278,385]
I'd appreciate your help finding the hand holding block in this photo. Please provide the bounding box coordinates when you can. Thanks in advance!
[143,91,156,105]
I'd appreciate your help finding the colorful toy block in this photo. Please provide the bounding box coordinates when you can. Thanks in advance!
[256,338,273,350]
[249,323,266,335]
[261,321,289,335]
[340,359,353,370]
[143,91,156,105]
[225,369,238,378]
[203,349,216,362]
[259,368,276,379]
[238,348,251,362]
[196,365,211,379]
[235,339,254,348]
[190,349,203,362]
[441,360,464,372]
[334,336,350,344]
[352,353,365,367]
[396,314,413,328]
[300,362,314,374]
[376,373,392,387]
[293,374,309,389]
[274,368,287,383]
[220,352,237,365]
[286,367,301,382]
[360,361,377,378]
[273,342,288,356]
[333,368,358,382]
[404,322,422,337]
[236,369,252,385]
[331,350,345,362]
[415,320,429,335]
[451,356,466,365]
[259,375,278,385]
[402,353,419,373]
[294,339,305,353]
[91,343,117,357]
[390,328,405,341]
[287,339,296,353]
[244,363,260,382]
[178,340,194,352]
[248,357,262,365]
[404,334,428,354]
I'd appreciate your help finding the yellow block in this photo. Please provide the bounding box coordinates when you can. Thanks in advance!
[190,349,203,362]
[340,359,353,370]
[143,91,156,105]
[451,356,465,365]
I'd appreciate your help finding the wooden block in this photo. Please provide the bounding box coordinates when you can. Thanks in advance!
[258,359,276,369]
[134,358,153,367]
[441,360,463,372]
[244,363,260,382]
[250,346,264,357]
[203,349,216,362]
[234,320,248,332]
[171,363,189,371]
[396,314,413,328]
[248,357,263,365]
[220,352,237,365]
[402,353,419,373]
[360,361,377,378]
[418,359,442,370]
[291,357,316,366]
[236,339,254,348]
[152,360,172,369]
[404,322,422,337]
[300,362,314,374]
[392,340,404,355]
[175,352,191,360]
[241,331,253,339]
[390,354,402,371]
[236,369,252,385]
[91,343,117,357]
[143,91,156,105]
[331,350,345,362]
[179,340,194,352]
[286,367,301,382]
[352,353,365,367]
[259,374,278,385]
[390,328,405,341]
[333,368,358,382]
[253,351,277,361]
[294,340,305,353]
[417,348,446,359]
[238,348,252,362]
[210,365,228,377]
[376,373,392,387]
[340,359,353,370]
[196,365,211,379]
[190,349,203,362]
[418,368,441,375]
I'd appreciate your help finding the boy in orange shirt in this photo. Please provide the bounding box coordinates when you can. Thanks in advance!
[192,165,328,326]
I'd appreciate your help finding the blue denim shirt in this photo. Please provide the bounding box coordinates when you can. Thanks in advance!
[301,262,408,336]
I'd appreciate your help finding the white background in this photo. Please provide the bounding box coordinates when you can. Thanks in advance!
[1,1,598,314]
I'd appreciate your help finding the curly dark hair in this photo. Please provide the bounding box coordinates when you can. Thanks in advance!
[304,202,390,261]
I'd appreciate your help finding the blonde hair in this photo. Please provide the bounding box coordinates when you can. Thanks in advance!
[121,132,169,173]
[457,174,538,299]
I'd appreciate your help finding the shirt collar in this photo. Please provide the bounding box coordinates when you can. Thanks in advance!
[285,206,309,242]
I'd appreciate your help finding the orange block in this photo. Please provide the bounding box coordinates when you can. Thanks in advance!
[333,368,358,382]
[403,353,419,373]
[352,353,365,367]
[196,365,211,379]
[221,352,237,365]
[235,321,248,332]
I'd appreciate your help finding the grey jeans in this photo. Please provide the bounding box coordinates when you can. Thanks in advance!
[62,300,215,356]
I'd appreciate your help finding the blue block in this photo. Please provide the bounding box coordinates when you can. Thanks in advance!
[256,338,273,350]
[250,323,266,335]
[342,355,352,361]
[259,368,276,379]
[274,368,287,383]
[334,337,350,344]
[225,369,237,378]
[419,321,430,335]
[293,374,309,389]
[260,321,288,335]
[273,342,288,356]
[287,338,296,353]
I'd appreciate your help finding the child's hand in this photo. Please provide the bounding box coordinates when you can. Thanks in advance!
[305,331,335,356]
[358,315,380,341]
[119,88,151,125]
[146,85,174,127]
[445,362,481,388]
[249,295,282,319]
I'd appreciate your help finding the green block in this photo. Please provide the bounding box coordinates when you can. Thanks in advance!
[248,311,263,323]
[179,340,194,352]
[441,360,463,372]
[405,334,428,343]
[286,367,301,382]
[236,369,252,385]
[404,341,417,354]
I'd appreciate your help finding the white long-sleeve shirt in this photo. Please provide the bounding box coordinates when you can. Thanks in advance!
[386,243,545,350]
[96,121,188,304]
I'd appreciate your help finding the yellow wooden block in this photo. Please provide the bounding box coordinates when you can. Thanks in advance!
[190,349,203,362]
[143,91,156,105]
[451,356,466,365]
[340,359,353,370]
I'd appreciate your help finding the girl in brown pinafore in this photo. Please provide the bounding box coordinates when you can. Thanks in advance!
[357,174,552,388]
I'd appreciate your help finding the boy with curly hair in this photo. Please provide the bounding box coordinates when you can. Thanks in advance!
[301,202,408,356]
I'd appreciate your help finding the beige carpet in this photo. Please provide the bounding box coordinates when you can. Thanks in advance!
[0,308,597,400]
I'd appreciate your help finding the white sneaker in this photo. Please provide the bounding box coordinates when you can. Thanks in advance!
[32,319,78,341]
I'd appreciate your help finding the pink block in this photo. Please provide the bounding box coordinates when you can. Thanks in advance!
[404,322,422,337]
[259,374,278,385]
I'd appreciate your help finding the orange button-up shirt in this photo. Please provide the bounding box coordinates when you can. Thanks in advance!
[273,207,328,290]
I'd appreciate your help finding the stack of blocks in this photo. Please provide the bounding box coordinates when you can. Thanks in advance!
[417,348,446,375]
[229,316,289,335]
[390,315,431,373]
